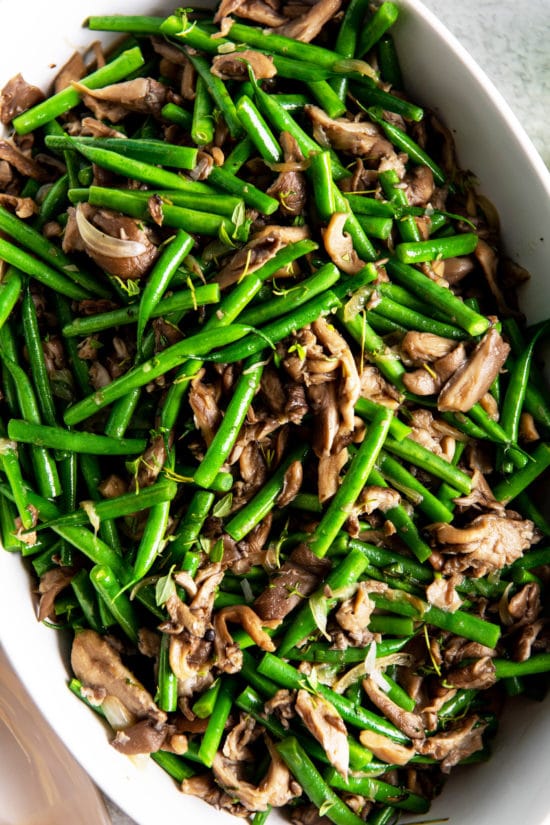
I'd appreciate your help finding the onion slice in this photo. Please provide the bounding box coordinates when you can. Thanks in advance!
[75,203,148,259]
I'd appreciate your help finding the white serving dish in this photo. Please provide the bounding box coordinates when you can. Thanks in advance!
[1,1,549,824]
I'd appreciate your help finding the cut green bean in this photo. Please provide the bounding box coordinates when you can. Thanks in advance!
[0,236,91,301]
[198,678,236,767]
[325,767,429,813]
[357,2,399,58]
[369,106,446,185]
[89,564,139,644]
[8,420,146,456]
[156,632,178,712]
[45,135,198,170]
[395,233,478,263]
[191,74,215,146]
[236,95,282,163]
[492,442,550,504]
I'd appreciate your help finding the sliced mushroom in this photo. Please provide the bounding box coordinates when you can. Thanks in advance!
[295,689,349,778]
[400,331,457,366]
[254,543,332,621]
[0,73,44,124]
[268,0,342,42]
[322,212,366,275]
[358,729,416,766]
[73,77,169,121]
[305,105,394,159]
[215,225,310,289]
[418,715,486,773]
[211,50,276,80]
[214,0,286,26]
[437,329,510,412]
[362,676,424,739]
[0,139,52,182]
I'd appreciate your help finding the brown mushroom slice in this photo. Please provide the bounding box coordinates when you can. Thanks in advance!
[401,331,456,365]
[362,676,424,740]
[212,737,301,811]
[215,226,310,289]
[418,715,486,773]
[431,512,536,577]
[72,77,169,119]
[211,50,276,80]
[0,73,44,124]
[322,212,366,275]
[214,605,276,673]
[304,105,393,159]
[0,139,52,182]
[254,543,331,621]
[295,689,349,778]
[214,0,286,26]
[269,0,342,42]
[358,729,416,766]
[71,629,166,723]
[312,316,361,434]
[181,773,248,817]
[404,166,434,207]
[446,656,497,690]
[111,718,169,755]
[437,329,510,413]
[0,193,37,218]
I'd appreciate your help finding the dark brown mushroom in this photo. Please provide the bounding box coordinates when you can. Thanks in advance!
[295,689,349,778]
[0,74,44,124]
[437,329,510,412]
[211,50,276,80]
[268,0,341,42]
[304,105,394,159]
[73,77,170,121]
[254,543,331,621]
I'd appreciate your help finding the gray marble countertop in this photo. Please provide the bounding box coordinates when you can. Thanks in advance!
[100,1,549,822]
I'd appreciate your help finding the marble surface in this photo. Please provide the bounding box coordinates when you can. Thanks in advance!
[99,1,549,822]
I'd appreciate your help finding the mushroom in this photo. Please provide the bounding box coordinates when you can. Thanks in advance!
[437,329,510,412]
[254,543,332,621]
[322,212,366,275]
[295,689,349,778]
[211,50,276,80]
[418,715,487,773]
[362,676,425,739]
[305,105,394,159]
[268,0,342,42]
[213,604,276,673]
[0,73,44,124]
[72,77,170,121]
[215,225,310,289]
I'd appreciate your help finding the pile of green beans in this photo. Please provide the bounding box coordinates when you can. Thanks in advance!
[1,3,549,825]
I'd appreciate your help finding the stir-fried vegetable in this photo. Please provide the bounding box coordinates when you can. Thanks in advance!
[0,2,549,824]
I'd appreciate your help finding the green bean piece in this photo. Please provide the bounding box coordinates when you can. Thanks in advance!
[515,492,550,536]
[0,268,23,331]
[310,151,336,219]
[369,615,415,636]
[195,356,264,489]
[0,438,34,529]
[169,490,215,565]
[0,236,90,301]
[365,289,465,340]
[236,95,282,163]
[369,106,446,184]
[78,453,122,555]
[277,737,365,825]
[198,679,236,768]
[383,435,472,494]
[186,52,243,139]
[284,637,410,665]
[340,311,406,389]
[222,137,255,175]
[207,165,280,216]
[306,81,347,119]
[21,287,58,427]
[191,75,215,146]
[160,102,193,130]
[332,185,377,261]
[466,403,528,469]
[137,229,194,352]
[325,767,429,813]
[278,548,370,655]
[377,450,454,523]
[8,420,146,456]
[357,2,399,58]
[308,408,392,558]
[225,444,309,541]
[492,442,550,504]
[132,497,172,581]
[330,0,372,101]
[87,15,165,34]
[89,564,139,644]
[395,233,478,263]
[251,808,272,825]
[239,263,341,328]
[378,33,403,88]
[151,751,195,782]
[205,290,342,365]
[192,678,221,719]
[45,135,198,170]
[64,323,252,426]
[71,568,102,633]
[156,632,178,712]
[12,47,145,134]
[355,213,393,240]
[34,174,69,229]
[272,94,310,112]
[494,654,550,680]
[0,494,25,552]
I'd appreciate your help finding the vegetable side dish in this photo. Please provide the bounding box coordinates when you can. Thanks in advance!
[0,2,549,824]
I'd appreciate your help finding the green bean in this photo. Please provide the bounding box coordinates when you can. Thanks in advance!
[366,290,465,340]
[186,52,243,139]
[515,492,550,536]
[0,237,90,301]
[225,444,309,541]
[236,95,282,163]
[137,229,194,351]
[494,654,550,680]
[330,0,372,101]
[325,768,429,813]
[64,323,252,425]
[151,751,195,782]
[71,569,103,633]
[87,15,165,34]
[0,347,61,499]
[379,168,421,242]
[369,107,446,185]
[351,78,424,122]
[12,47,145,134]
[285,637,410,665]
[198,678,236,767]
[308,407,392,558]
[132,496,172,581]
[355,213,393,240]
[207,165,279,215]
[222,137,255,175]
[332,185,377,261]
[357,2,399,58]
[160,102,193,131]
[205,290,341,364]
[89,564,139,644]
[192,678,221,719]
[306,81,347,119]
[21,287,58,427]
[509,546,550,571]
[8,420,146,456]
[191,74,215,146]
[492,442,550,504]
[0,268,23,331]
[395,233,478,263]
[272,93,310,112]
[168,490,215,565]
[466,403,528,469]
[194,356,264,489]
[369,616,415,636]
[239,263,341,328]
[0,493,25,552]
[310,151,336,219]
[0,438,34,529]
[339,311,406,389]
[276,737,366,825]
[278,548,370,655]
[355,397,411,441]
[34,174,69,229]
[378,33,403,88]
[156,632,178,712]
[377,450,454,523]
[45,135,198,171]
[62,283,219,337]
[383,434,472,494]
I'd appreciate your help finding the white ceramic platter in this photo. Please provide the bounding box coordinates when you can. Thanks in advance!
[0,1,549,823]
